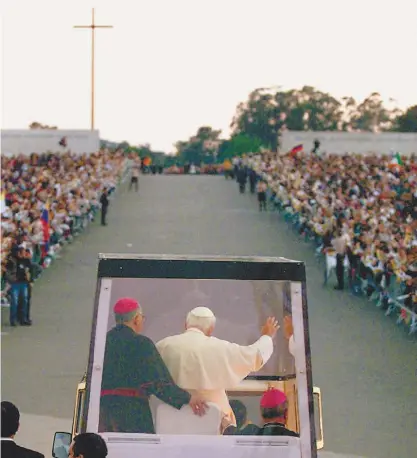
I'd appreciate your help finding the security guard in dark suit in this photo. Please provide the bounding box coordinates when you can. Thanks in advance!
[1,401,44,458]
[99,188,109,226]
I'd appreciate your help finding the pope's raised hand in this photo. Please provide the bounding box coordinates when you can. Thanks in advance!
[283,315,294,340]
[261,316,279,338]
[189,394,208,416]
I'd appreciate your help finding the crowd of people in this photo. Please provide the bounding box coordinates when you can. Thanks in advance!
[230,151,417,332]
[1,150,127,327]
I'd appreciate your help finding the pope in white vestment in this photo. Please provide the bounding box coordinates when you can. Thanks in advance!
[156,307,278,428]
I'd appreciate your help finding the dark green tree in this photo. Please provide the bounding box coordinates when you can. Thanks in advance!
[218,133,263,159]
[291,86,344,131]
[137,143,152,157]
[231,89,283,151]
[118,141,131,151]
[393,105,417,132]
[349,92,394,131]
[175,126,222,164]
[231,86,345,150]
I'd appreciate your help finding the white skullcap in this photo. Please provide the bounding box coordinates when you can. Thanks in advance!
[189,306,215,318]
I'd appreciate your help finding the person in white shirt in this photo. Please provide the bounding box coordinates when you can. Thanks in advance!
[129,158,141,192]
[156,307,279,430]
[332,229,350,290]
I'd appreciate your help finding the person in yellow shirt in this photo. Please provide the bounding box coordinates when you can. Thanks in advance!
[223,159,232,179]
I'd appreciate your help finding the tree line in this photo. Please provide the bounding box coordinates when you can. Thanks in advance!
[101,85,417,165]
[173,86,417,164]
[29,122,58,130]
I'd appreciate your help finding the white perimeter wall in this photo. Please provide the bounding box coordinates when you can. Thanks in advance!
[1,129,100,155]
[280,131,417,156]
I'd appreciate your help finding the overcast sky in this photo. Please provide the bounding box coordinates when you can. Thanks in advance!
[2,0,417,152]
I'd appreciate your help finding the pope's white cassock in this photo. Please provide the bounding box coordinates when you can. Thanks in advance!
[156,307,274,424]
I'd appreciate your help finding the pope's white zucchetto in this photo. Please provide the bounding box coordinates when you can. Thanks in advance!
[189,306,215,318]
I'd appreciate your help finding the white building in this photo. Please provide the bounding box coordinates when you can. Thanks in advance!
[280,131,417,156]
[1,129,100,155]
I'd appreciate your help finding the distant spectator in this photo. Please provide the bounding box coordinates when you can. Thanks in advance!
[257,180,268,212]
[5,246,31,326]
[1,401,44,458]
[129,157,140,192]
[332,228,349,290]
[20,248,36,324]
[249,167,257,194]
[236,166,247,193]
[100,188,109,227]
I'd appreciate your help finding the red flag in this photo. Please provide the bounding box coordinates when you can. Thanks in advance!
[289,144,303,157]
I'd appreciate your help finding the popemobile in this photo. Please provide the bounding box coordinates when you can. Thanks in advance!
[52,254,324,458]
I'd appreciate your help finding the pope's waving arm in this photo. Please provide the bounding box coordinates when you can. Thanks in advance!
[217,317,280,383]
[246,317,279,368]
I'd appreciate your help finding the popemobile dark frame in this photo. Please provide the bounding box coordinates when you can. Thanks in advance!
[82,253,316,457]
[96,254,307,281]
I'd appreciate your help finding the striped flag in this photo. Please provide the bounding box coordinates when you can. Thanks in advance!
[389,152,403,169]
[41,202,51,257]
